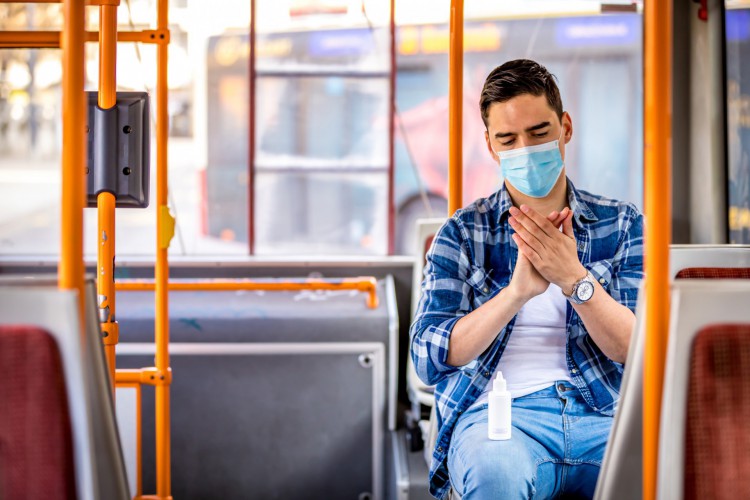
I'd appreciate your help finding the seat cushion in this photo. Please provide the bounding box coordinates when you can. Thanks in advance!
[0,325,77,500]
[676,267,750,279]
[685,324,750,500]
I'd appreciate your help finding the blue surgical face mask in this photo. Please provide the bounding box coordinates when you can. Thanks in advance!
[495,129,564,198]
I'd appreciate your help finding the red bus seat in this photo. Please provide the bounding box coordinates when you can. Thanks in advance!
[0,325,77,499]
[685,324,750,500]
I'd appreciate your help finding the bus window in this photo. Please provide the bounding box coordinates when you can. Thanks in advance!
[0,1,211,257]
[727,3,750,243]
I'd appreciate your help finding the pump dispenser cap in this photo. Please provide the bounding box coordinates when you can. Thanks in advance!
[493,371,507,392]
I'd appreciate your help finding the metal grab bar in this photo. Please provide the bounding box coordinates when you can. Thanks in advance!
[115,277,380,309]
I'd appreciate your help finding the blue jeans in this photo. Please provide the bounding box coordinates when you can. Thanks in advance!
[447,381,612,499]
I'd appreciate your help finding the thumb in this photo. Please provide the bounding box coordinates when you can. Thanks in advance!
[563,212,574,237]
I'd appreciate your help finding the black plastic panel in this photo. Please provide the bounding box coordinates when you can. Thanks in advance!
[86,92,150,208]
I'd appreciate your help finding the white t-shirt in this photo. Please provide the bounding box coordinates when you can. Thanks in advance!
[471,282,571,407]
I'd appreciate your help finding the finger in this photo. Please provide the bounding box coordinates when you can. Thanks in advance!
[509,216,546,250]
[510,205,556,237]
[546,210,559,222]
[509,207,550,242]
[552,207,570,229]
[549,208,568,229]
[563,211,574,238]
[518,204,558,237]
[512,233,541,266]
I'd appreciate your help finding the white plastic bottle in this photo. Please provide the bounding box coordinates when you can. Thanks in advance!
[487,371,512,440]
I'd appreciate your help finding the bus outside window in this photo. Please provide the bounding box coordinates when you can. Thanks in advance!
[207,6,644,255]
[0,1,644,257]
[727,2,750,243]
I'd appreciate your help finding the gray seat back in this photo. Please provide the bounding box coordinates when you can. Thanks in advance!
[669,245,750,278]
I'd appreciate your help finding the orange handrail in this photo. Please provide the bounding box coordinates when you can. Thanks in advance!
[0,29,169,48]
[115,277,380,309]
[448,0,463,215]
[154,0,172,496]
[59,0,86,320]
[98,0,119,395]
[643,1,672,499]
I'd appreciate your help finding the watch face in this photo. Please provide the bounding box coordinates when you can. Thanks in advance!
[577,281,595,302]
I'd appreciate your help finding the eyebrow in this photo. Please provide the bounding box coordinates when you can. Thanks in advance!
[494,121,552,139]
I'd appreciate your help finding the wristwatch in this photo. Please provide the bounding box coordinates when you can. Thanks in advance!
[565,271,596,304]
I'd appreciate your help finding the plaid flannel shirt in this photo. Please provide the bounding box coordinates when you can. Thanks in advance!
[410,179,644,499]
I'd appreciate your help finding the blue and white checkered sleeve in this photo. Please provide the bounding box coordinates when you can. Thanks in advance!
[409,217,472,386]
[610,205,645,313]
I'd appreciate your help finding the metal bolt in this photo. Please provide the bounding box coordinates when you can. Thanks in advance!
[123,167,132,176]
[123,125,132,134]
[358,354,373,368]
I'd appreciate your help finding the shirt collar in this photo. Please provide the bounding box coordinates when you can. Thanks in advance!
[566,179,599,225]
[496,177,599,225]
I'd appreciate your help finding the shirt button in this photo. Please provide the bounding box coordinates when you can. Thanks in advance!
[571,368,578,374]
[557,383,566,391]
[484,371,490,377]
[437,446,443,452]
[599,278,606,284]
[482,286,489,294]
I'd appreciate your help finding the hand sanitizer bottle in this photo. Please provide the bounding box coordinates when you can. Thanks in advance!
[488,371,511,440]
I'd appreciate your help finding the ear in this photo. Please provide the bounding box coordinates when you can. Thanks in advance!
[562,112,573,144]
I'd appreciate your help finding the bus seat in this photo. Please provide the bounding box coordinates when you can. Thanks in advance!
[683,324,750,499]
[658,280,750,500]
[407,218,445,449]
[0,325,77,499]
[0,279,130,500]
[670,245,750,279]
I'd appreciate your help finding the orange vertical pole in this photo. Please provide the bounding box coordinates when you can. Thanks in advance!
[59,0,86,315]
[643,1,672,499]
[448,0,463,215]
[97,1,119,394]
[155,0,173,497]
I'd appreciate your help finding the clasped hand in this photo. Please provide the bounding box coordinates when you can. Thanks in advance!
[508,205,587,299]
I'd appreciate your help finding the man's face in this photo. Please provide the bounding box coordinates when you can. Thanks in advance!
[483,93,572,163]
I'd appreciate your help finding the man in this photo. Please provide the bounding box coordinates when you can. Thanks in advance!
[410,59,644,499]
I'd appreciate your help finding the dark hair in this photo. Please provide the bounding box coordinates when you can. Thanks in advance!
[479,59,563,127]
